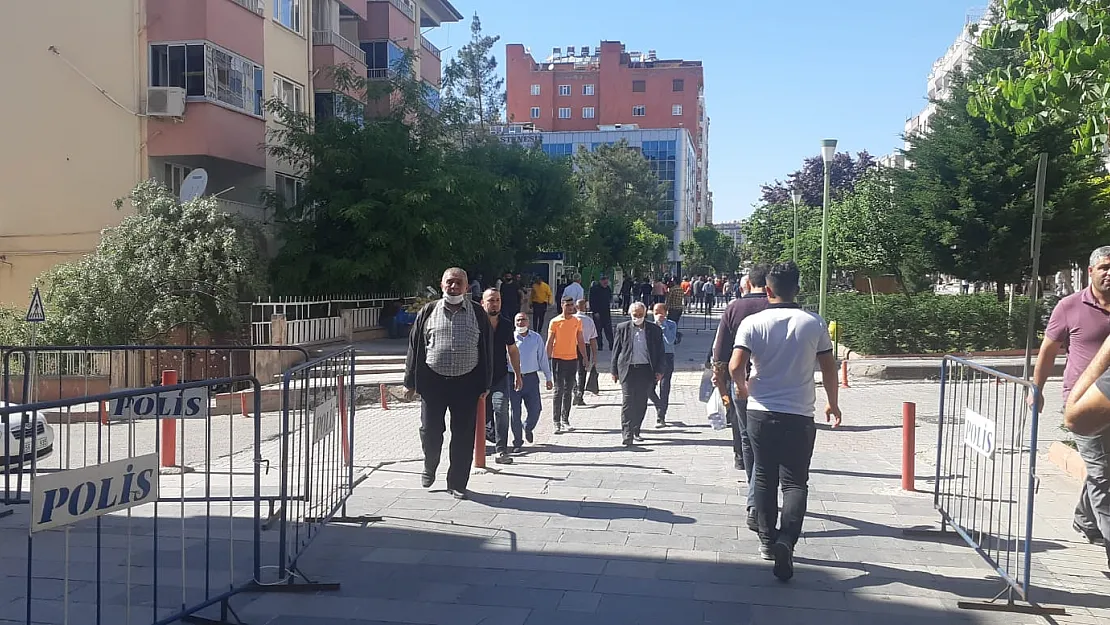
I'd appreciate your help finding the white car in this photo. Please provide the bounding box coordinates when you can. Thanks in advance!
[1,401,55,471]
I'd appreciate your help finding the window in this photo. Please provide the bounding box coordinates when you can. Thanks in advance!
[583,84,594,96]
[274,0,302,34]
[632,105,646,117]
[530,107,541,119]
[273,74,304,113]
[582,106,595,119]
[558,107,571,119]
[558,85,571,96]
[530,84,541,96]
[150,43,263,115]
[362,40,406,76]
[542,143,574,158]
[673,78,684,92]
[672,104,683,116]
[275,173,304,207]
[162,163,192,196]
[632,80,646,92]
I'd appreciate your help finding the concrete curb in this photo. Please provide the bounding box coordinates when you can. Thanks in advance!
[1047,440,1086,481]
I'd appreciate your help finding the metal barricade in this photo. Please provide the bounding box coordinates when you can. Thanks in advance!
[1,345,309,508]
[267,347,358,588]
[920,356,1062,615]
[5,376,265,625]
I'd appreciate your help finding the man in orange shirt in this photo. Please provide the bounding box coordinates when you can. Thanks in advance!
[547,296,587,434]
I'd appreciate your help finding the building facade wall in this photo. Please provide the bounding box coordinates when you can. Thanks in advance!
[0,0,146,307]
[264,2,313,189]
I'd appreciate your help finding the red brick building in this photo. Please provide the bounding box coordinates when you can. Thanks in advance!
[505,41,711,225]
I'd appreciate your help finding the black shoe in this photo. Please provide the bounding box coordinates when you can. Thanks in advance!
[573,397,586,406]
[1074,521,1106,545]
[448,488,468,500]
[770,540,794,581]
[746,508,759,533]
[555,423,565,434]
[734,456,744,471]
[421,472,435,488]
[512,445,524,454]
[495,452,513,465]
[655,418,666,429]
[623,439,634,447]
[525,429,534,443]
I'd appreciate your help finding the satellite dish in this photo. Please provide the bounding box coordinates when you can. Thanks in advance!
[179,169,208,203]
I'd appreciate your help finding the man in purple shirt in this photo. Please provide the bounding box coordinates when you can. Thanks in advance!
[1033,246,1110,548]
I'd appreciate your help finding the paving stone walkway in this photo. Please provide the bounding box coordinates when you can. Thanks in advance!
[232,326,1110,625]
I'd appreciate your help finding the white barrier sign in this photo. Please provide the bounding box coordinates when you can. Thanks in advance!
[963,407,996,459]
[32,453,159,533]
[107,387,209,420]
[313,397,338,443]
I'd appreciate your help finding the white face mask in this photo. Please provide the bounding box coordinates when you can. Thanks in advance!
[443,292,465,305]
[632,316,645,326]
[515,326,529,335]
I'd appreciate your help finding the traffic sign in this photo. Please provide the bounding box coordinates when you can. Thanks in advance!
[25,287,45,323]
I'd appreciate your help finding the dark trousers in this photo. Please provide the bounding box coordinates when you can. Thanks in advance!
[552,358,577,424]
[620,365,654,443]
[730,396,756,509]
[702,294,714,313]
[419,370,482,491]
[649,353,675,419]
[667,309,682,325]
[575,349,597,400]
[510,372,543,447]
[1074,429,1110,559]
[532,303,548,332]
[748,409,817,547]
[592,312,613,349]
[484,376,511,453]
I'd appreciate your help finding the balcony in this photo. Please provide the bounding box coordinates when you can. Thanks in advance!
[420,35,441,60]
[313,30,363,63]
[368,0,415,22]
[227,0,263,14]
[148,102,266,168]
[147,0,264,63]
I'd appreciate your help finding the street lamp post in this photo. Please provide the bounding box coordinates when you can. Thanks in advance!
[818,138,837,319]
[790,187,802,263]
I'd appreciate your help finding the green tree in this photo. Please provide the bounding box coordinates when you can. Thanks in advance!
[680,227,739,275]
[624,219,671,275]
[442,13,504,130]
[37,181,264,344]
[903,49,1110,297]
[970,2,1110,154]
[573,142,671,271]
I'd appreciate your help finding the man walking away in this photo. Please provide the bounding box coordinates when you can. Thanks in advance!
[611,302,665,446]
[589,275,615,350]
[574,299,599,405]
[403,268,495,500]
[692,276,704,312]
[530,275,554,333]
[1034,246,1110,550]
[563,273,585,303]
[547,297,587,434]
[638,278,653,304]
[712,264,771,529]
[666,280,685,324]
[649,303,678,427]
[702,278,716,314]
[510,312,552,451]
[730,262,842,581]
[481,290,523,465]
[499,272,523,319]
[620,277,634,312]
[652,278,667,305]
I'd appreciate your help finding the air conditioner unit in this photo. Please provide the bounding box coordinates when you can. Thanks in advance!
[147,87,186,117]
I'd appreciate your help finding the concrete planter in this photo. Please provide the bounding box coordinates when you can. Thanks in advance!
[1048,440,1087,481]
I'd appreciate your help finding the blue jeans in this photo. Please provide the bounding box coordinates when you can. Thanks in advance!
[1074,429,1110,559]
[510,372,543,447]
[484,376,511,453]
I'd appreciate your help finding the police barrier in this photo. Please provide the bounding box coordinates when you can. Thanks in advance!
[269,347,358,587]
[1,345,309,508]
[921,357,1063,615]
[8,377,267,625]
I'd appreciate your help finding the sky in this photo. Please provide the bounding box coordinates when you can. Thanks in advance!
[424,0,985,222]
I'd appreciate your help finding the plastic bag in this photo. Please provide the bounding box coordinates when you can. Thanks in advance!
[706,387,728,431]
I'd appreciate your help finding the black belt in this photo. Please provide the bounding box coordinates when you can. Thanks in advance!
[630,363,651,368]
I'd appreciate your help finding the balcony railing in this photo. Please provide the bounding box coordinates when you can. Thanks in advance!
[227,0,264,14]
[370,0,415,22]
[312,30,364,64]
[420,35,441,60]
[367,67,389,80]
[216,198,268,222]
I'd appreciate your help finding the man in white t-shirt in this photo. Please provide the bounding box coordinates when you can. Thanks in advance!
[563,274,585,303]
[573,299,599,405]
[729,261,842,582]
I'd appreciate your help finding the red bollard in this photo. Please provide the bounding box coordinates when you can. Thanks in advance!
[902,402,916,491]
[840,360,850,388]
[240,392,248,418]
[338,375,351,465]
[161,370,179,468]
[380,383,389,410]
[99,400,109,426]
[473,397,486,469]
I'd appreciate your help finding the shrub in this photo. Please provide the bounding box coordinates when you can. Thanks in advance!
[825,293,1046,355]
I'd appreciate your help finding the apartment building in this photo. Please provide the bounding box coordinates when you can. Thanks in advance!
[0,0,459,308]
[713,221,744,249]
[505,41,711,228]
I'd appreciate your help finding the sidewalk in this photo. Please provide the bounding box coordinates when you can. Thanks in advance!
[232,331,1110,624]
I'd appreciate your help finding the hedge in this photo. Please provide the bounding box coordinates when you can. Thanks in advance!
[824,293,1049,355]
